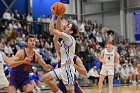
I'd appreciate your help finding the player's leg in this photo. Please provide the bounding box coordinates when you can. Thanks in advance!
[8,76,17,93]
[0,76,9,93]
[98,75,105,93]
[98,66,106,93]
[22,84,33,93]
[108,76,114,93]
[66,84,74,93]
[42,68,62,93]
[107,66,114,93]
[74,81,84,93]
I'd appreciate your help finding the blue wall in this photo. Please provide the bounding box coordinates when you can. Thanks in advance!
[0,0,28,15]
[134,10,140,41]
[32,0,60,19]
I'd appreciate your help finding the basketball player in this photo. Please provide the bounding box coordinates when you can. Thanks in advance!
[57,55,87,93]
[0,42,12,92]
[98,40,120,93]
[8,34,52,93]
[53,35,87,93]
[42,9,78,93]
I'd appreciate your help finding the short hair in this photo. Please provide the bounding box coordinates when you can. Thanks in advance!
[70,23,78,36]
[26,34,35,42]
[106,40,113,45]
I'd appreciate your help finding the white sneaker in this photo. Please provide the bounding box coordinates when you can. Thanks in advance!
[134,80,137,84]
[33,88,36,92]
[41,85,46,88]
[129,80,132,83]
[35,86,41,91]
[17,90,21,93]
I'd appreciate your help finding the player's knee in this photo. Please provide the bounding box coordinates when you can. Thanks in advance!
[27,91,33,93]
[42,73,52,82]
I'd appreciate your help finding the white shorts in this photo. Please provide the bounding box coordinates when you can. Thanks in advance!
[100,65,114,76]
[0,76,9,89]
[49,64,75,89]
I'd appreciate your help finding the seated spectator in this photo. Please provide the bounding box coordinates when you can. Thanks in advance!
[40,45,52,64]
[133,64,140,83]
[87,66,99,85]
[128,64,135,83]
[121,64,129,83]
[29,67,42,91]
[115,64,121,80]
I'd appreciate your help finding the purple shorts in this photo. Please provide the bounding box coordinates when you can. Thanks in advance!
[10,75,31,90]
[57,80,83,93]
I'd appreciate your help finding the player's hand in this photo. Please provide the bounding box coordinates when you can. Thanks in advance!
[45,64,52,71]
[51,6,56,16]
[23,57,32,64]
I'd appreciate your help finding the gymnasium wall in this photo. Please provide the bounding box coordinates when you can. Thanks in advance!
[0,0,28,15]
[32,0,76,19]
[82,1,121,36]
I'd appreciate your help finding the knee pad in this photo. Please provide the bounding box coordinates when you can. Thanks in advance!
[27,91,33,93]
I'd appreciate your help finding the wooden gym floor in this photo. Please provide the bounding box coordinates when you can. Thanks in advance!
[34,84,140,93]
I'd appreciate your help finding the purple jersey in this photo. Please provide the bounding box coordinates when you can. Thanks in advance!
[10,49,35,90]
[57,56,83,93]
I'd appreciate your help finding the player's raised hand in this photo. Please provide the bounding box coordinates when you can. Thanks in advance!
[51,6,56,16]
[23,57,32,64]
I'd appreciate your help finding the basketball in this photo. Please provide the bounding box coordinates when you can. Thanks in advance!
[137,63,140,73]
[52,2,66,16]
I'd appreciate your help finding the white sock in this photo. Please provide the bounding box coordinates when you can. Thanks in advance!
[109,91,112,93]
[99,90,102,93]
[56,90,63,93]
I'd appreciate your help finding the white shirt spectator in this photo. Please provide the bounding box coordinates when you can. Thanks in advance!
[87,66,99,78]
[79,23,85,33]
[27,15,33,22]
[4,45,13,55]
[3,11,11,20]
[121,65,129,77]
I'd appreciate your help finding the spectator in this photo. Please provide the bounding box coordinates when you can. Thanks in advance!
[121,64,129,83]
[87,66,99,85]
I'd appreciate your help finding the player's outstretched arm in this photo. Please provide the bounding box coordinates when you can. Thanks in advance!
[49,12,65,38]
[56,15,63,32]
[74,56,87,76]
[6,50,24,67]
[4,50,31,67]
[36,52,52,71]
[53,35,61,57]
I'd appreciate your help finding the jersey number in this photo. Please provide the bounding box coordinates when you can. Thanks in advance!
[24,66,31,72]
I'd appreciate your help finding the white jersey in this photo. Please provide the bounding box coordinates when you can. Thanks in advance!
[0,51,5,76]
[60,36,76,65]
[103,48,115,66]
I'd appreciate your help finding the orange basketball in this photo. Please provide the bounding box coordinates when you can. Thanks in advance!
[52,2,66,16]
[137,64,140,73]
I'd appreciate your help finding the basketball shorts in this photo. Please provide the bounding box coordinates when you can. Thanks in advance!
[0,76,9,89]
[49,64,75,90]
[100,65,114,76]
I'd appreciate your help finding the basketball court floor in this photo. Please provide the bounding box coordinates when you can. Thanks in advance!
[33,84,140,93]
[0,84,140,93]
